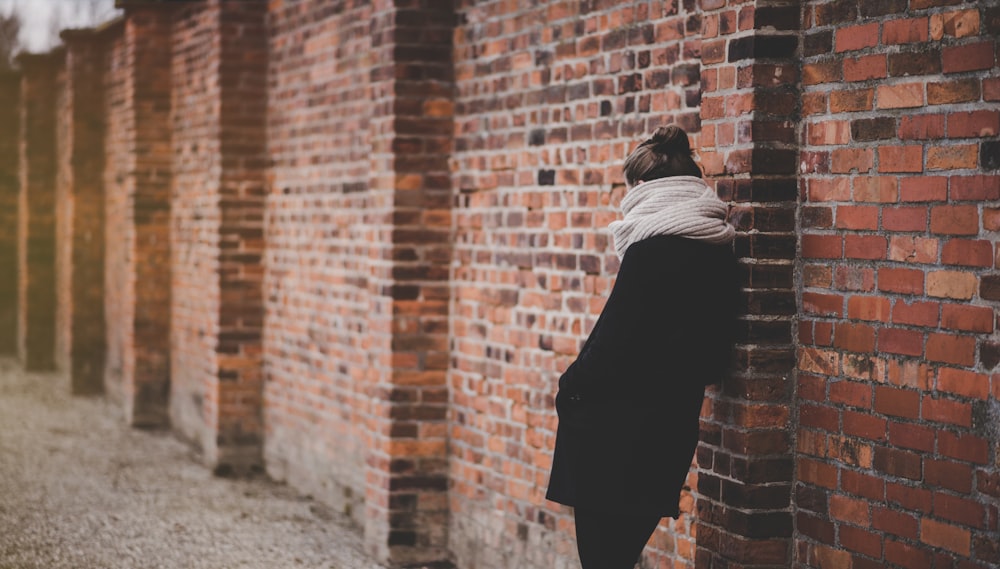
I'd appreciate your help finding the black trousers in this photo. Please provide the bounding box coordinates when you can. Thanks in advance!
[574,507,661,569]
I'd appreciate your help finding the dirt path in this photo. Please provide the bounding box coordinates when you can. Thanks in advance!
[0,357,388,569]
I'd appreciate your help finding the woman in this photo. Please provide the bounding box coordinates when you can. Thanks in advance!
[545,125,739,568]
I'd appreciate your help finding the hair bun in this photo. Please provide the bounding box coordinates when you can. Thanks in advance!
[646,125,691,155]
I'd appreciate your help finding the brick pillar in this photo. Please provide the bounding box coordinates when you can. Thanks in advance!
[365,0,456,564]
[0,70,19,354]
[695,1,801,567]
[16,53,60,371]
[214,0,267,473]
[121,4,173,427]
[168,0,266,473]
[56,30,107,394]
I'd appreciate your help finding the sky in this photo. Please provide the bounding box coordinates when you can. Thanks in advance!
[0,0,120,52]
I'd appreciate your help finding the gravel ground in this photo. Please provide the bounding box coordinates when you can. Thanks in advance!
[0,357,388,569]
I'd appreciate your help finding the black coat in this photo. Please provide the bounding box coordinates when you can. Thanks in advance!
[545,235,739,517]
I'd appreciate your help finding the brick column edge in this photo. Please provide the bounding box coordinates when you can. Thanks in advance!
[364,0,457,565]
[16,52,61,372]
[695,1,802,567]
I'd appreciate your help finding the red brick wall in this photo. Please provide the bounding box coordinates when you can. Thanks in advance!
[448,2,704,567]
[19,2,1000,567]
[101,23,131,407]
[17,53,59,371]
[695,1,800,568]
[0,71,18,354]
[170,0,226,459]
[797,1,999,567]
[128,7,174,428]
[263,0,375,524]
[214,0,268,474]
[55,32,107,395]
[168,0,268,473]
[55,57,70,374]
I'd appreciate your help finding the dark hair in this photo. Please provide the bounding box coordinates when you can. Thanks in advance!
[622,125,702,186]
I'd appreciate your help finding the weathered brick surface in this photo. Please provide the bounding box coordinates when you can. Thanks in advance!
[798,1,1000,568]
[263,0,374,532]
[0,71,19,354]
[101,21,131,408]
[19,1,1000,567]
[17,53,59,371]
[696,2,800,568]
[55,31,107,395]
[170,0,267,473]
[448,2,704,568]
[103,7,174,428]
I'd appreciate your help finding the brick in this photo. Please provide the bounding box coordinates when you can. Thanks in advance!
[839,525,883,558]
[802,235,842,259]
[985,208,1000,231]
[948,111,1000,138]
[874,508,919,539]
[803,292,844,316]
[877,83,924,109]
[851,117,894,142]
[926,270,977,299]
[883,17,929,44]
[900,176,947,202]
[981,275,1000,300]
[853,176,898,202]
[926,333,976,365]
[887,421,935,452]
[937,431,989,464]
[847,296,890,322]
[807,120,851,146]
[886,481,932,512]
[841,470,885,501]
[829,494,871,525]
[832,148,874,173]
[883,206,928,232]
[986,76,1000,101]
[808,178,851,201]
[888,49,941,78]
[885,539,933,569]
[844,410,888,441]
[880,268,925,295]
[941,240,992,267]
[937,366,989,398]
[951,175,1000,200]
[835,23,880,52]
[878,328,924,356]
[874,385,921,418]
[933,493,986,528]
[899,114,945,140]
[844,54,887,82]
[879,145,923,173]
[942,42,996,74]
[803,61,843,85]
[800,403,839,431]
[922,395,972,427]
[926,145,978,171]
[830,379,873,407]
[799,457,838,489]
[888,236,938,264]
[835,266,875,292]
[927,79,980,105]
[845,235,887,259]
[834,322,877,352]
[892,300,939,327]
[831,88,874,113]
[920,518,971,557]
[874,446,922,480]
[930,205,979,235]
[931,9,981,39]
[941,303,994,333]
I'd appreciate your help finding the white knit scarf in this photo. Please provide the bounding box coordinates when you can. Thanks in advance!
[609,176,735,258]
